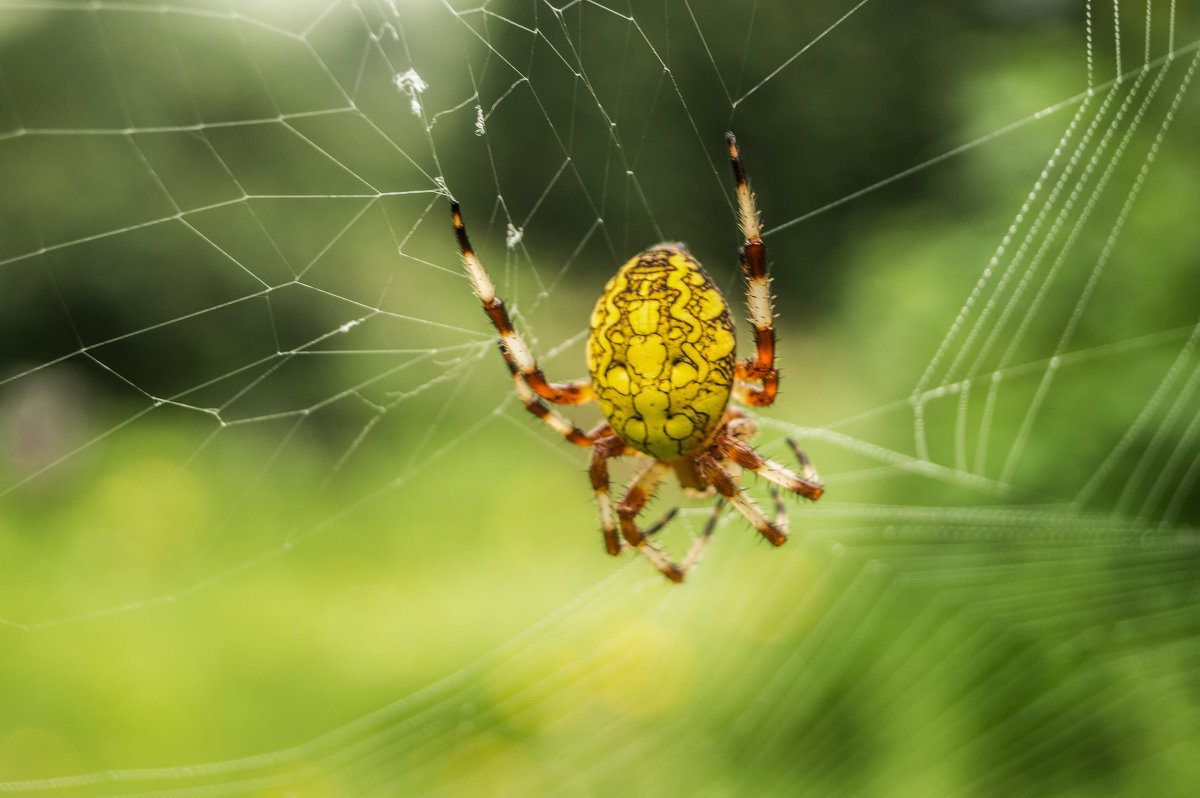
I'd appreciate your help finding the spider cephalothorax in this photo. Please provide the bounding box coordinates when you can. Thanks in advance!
[451,133,822,582]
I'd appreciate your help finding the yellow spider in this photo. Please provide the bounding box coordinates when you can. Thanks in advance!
[451,133,823,582]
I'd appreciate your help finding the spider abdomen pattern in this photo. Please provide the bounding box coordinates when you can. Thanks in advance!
[587,245,737,461]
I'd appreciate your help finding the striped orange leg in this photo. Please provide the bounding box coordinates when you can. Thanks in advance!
[678,498,725,575]
[725,133,778,408]
[615,459,690,582]
[696,451,789,546]
[717,434,824,502]
[786,437,823,487]
[590,439,685,567]
[452,201,599,445]
[590,435,634,556]
[500,344,605,446]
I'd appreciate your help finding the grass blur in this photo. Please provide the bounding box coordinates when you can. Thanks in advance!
[2,1,1200,795]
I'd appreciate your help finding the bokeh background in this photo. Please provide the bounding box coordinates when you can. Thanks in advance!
[3,1,1200,795]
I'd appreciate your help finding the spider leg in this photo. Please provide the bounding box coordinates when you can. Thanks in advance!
[590,435,633,556]
[717,434,824,501]
[678,498,725,574]
[786,437,823,486]
[506,345,604,446]
[643,507,680,537]
[697,453,788,546]
[725,133,777,408]
[733,377,776,407]
[616,460,689,583]
[724,407,756,440]
[451,202,595,406]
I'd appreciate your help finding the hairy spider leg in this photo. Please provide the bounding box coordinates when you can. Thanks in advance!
[590,437,720,581]
[589,435,634,556]
[452,202,600,446]
[724,409,823,498]
[615,459,693,582]
[697,447,790,546]
[725,132,779,408]
[718,434,824,501]
[786,437,823,486]
[678,498,726,575]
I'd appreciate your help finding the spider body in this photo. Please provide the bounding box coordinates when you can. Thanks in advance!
[451,133,823,582]
[588,244,736,461]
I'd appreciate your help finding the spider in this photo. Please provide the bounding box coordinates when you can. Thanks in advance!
[450,132,823,582]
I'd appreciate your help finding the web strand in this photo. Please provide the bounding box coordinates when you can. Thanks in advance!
[2,2,1199,795]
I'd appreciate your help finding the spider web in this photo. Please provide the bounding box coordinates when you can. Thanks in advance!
[2,1,1200,795]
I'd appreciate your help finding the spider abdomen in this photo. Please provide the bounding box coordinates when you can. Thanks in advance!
[587,244,737,460]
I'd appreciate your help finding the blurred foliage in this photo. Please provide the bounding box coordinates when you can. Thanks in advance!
[2,1,1083,385]
[2,1,1200,796]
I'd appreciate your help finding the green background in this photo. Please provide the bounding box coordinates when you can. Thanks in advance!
[2,1,1199,795]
